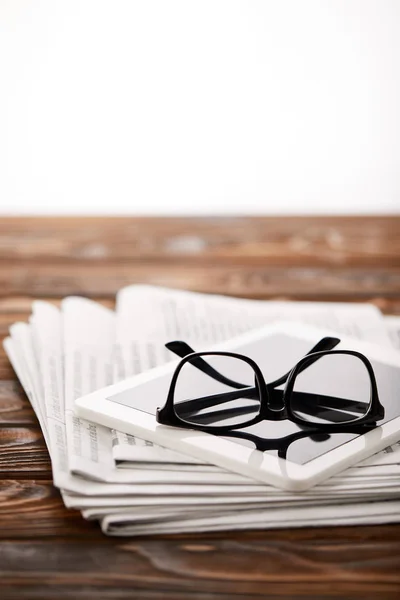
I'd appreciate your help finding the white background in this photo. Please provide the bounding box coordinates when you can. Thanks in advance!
[0,0,399,215]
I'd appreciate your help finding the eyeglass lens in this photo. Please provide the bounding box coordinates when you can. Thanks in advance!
[173,354,261,427]
[289,353,372,425]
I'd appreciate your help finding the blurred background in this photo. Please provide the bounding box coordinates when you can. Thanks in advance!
[0,0,399,215]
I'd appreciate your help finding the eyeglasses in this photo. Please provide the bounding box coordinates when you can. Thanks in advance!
[156,337,384,434]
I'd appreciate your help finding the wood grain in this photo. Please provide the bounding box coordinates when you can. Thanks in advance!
[0,382,38,426]
[0,216,400,599]
[0,480,99,538]
[0,216,399,266]
[0,534,399,598]
[1,263,399,300]
[0,427,51,478]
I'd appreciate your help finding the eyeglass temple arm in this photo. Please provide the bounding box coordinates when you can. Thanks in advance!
[165,337,341,391]
[265,337,341,389]
[165,341,247,390]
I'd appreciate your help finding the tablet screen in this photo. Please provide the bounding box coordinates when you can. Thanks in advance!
[108,333,400,465]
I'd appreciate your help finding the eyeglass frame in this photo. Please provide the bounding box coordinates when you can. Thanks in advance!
[156,343,384,435]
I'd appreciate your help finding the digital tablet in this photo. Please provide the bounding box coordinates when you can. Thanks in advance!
[75,322,400,491]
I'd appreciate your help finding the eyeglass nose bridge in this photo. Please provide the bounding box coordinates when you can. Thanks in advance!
[263,386,287,417]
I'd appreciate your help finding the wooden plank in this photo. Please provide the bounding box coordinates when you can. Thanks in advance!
[0,314,29,338]
[371,298,400,315]
[0,480,99,539]
[0,531,400,598]
[0,427,51,478]
[0,216,399,267]
[0,362,17,381]
[0,346,19,380]
[0,589,264,600]
[0,296,115,313]
[0,263,399,299]
[0,381,37,426]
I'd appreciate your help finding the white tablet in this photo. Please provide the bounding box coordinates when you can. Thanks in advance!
[75,322,400,491]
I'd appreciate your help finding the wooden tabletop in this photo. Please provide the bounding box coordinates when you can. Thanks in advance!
[1,216,400,599]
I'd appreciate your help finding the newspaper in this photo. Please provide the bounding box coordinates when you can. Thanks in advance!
[116,286,391,347]
[100,499,400,536]
[3,285,400,536]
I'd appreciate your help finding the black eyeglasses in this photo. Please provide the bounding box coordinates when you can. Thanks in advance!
[156,337,384,434]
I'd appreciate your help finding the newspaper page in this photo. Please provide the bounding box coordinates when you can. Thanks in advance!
[116,285,390,347]
[3,329,49,448]
[82,482,400,523]
[101,499,400,536]
[8,322,49,445]
[62,297,117,481]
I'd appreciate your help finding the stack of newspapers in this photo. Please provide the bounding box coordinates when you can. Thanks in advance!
[4,285,400,536]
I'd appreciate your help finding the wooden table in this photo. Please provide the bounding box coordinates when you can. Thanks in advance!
[1,216,400,599]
